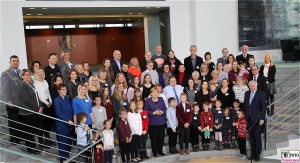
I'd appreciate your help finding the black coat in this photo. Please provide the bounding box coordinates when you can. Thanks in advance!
[259,65,276,83]
[111,59,123,79]
[244,90,267,123]
[236,54,254,67]
[184,55,203,78]
[248,74,267,95]
[44,64,61,88]
[176,71,189,87]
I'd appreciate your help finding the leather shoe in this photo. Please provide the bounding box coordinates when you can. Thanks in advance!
[158,152,165,156]
[255,157,260,162]
[248,156,255,160]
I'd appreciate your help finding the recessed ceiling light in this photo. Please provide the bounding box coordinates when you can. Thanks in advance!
[29,8,35,9]
[126,19,130,21]
[37,14,43,16]
[155,7,160,9]
[128,13,133,15]
[26,14,32,16]
[138,13,142,15]
[119,19,123,20]
[23,20,28,23]
[42,8,47,10]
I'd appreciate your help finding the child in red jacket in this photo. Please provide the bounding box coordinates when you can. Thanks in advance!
[137,100,150,159]
[176,93,192,155]
[200,101,214,151]
[117,108,132,163]
[237,111,247,159]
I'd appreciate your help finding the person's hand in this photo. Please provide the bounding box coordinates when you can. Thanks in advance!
[75,127,77,134]
[7,101,13,108]
[259,120,264,126]
[38,107,43,113]
[184,123,189,128]
[92,122,96,128]
[68,120,74,125]
[84,125,90,131]
[198,126,202,131]
[172,129,176,133]
[159,110,164,114]
[142,131,147,135]
[96,144,103,149]
[209,128,213,132]
[232,122,236,126]
[47,102,52,108]
[129,137,132,142]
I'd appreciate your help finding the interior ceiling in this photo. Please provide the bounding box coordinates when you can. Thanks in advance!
[23,7,168,24]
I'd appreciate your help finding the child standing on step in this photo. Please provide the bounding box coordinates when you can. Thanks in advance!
[176,93,192,155]
[137,100,150,159]
[200,101,214,151]
[231,99,241,148]
[212,100,224,150]
[222,107,232,149]
[117,108,132,163]
[190,104,202,151]
[237,111,247,159]
[166,97,179,154]
[103,119,114,163]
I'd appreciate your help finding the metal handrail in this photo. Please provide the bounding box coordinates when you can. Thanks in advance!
[0,100,101,162]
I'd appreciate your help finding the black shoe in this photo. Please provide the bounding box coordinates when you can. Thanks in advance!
[153,154,157,157]
[27,148,41,155]
[255,157,260,162]
[45,140,57,146]
[144,155,149,159]
[248,156,255,160]
[158,152,165,156]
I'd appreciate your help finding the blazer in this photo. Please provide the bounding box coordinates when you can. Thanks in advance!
[184,55,204,77]
[111,59,123,79]
[259,65,276,83]
[217,57,227,66]
[244,90,267,123]
[236,54,254,66]
[117,118,131,143]
[0,67,23,106]
[60,60,75,83]
[140,59,158,72]
[248,74,267,95]
[44,64,61,87]
[18,81,42,115]
[66,80,80,102]
[111,95,129,120]
[176,72,189,87]
[176,103,193,127]
[99,64,115,83]
[54,95,73,126]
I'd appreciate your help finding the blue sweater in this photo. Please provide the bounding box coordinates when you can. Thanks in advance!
[72,97,93,125]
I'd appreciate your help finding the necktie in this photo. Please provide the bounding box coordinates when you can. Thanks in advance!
[224,58,227,63]
[254,75,257,81]
[173,87,179,104]
[249,92,254,105]
[244,55,247,59]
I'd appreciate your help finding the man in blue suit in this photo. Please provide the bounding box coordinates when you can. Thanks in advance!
[244,80,267,162]
[54,83,74,163]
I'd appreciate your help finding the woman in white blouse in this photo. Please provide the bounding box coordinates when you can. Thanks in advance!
[33,68,55,148]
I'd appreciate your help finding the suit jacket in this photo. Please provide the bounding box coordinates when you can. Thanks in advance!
[244,90,266,123]
[140,59,158,72]
[176,72,189,87]
[236,54,254,66]
[259,65,276,83]
[176,103,192,127]
[184,55,203,77]
[54,95,73,126]
[60,60,75,84]
[111,59,123,79]
[217,57,227,66]
[44,64,61,88]
[0,67,23,106]
[248,74,267,95]
[19,82,42,114]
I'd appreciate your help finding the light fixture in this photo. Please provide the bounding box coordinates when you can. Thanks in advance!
[126,19,130,21]
[155,7,160,9]
[42,8,48,9]
[138,13,142,15]
[119,19,123,20]
[128,13,133,14]
[29,8,35,9]
[26,14,32,16]
[37,14,43,16]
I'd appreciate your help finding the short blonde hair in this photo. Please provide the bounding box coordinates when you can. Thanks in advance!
[61,50,70,59]
[192,71,200,79]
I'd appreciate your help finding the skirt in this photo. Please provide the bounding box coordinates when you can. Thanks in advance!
[267,82,277,94]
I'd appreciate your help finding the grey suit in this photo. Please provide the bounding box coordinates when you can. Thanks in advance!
[1,67,23,142]
[217,57,227,66]
[60,61,75,84]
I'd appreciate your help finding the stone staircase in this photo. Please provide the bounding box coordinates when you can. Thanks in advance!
[0,65,299,162]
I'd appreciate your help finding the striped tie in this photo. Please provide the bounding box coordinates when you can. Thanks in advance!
[249,92,254,105]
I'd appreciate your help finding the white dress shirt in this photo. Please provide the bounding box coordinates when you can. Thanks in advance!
[163,85,184,105]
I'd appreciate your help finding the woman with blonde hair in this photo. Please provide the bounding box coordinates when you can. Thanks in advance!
[88,75,100,101]
[128,57,142,79]
[60,50,75,83]
[259,53,277,116]
[111,72,128,95]
[112,84,129,124]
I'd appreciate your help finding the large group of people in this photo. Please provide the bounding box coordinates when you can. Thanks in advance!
[0,44,277,163]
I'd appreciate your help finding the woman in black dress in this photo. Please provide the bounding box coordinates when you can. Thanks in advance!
[217,79,235,109]
[197,80,210,110]
[142,74,155,100]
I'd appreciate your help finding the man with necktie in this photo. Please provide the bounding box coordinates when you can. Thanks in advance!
[163,77,184,105]
[111,50,123,80]
[244,80,267,162]
[249,65,267,95]
[217,48,229,66]
[236,45,254,67]
[0,55,24,144]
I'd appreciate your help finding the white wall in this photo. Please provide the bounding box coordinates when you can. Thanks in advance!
[195,0,239,64]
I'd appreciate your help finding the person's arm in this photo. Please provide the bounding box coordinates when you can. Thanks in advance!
[0,72,12,103]
[72,99,78,125]
[154,72,159,85]
[66,82,74,100]
[176,105,184,126]
[54,99,71,122]
[187,105,193,125]
[34,82,50,105]
[137,113,143,135]
[167,109,175,130]
[60,62,68,83]
[260,91,267,120]
[77,126,87,141]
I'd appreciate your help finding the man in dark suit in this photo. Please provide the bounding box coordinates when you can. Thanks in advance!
[216,48,229,66]
[111,50,123,80]
[0,55,23,144]
[249,65,267,95]
[44,53,61,88]
[184,45,203,78]
[140,51,158,72]
[244,80,267,162]
[236,45,254,67]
